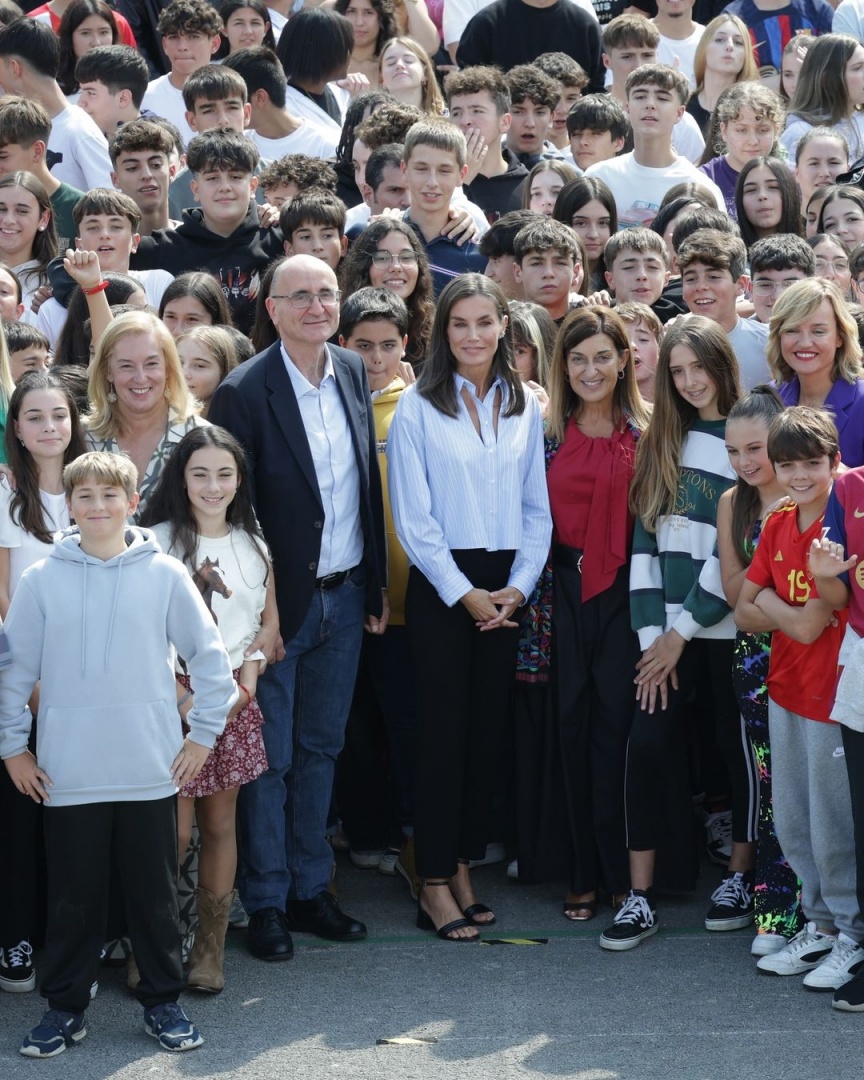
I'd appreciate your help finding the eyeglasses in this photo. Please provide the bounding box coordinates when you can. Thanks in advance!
[815,258,850,273]
[270,289,341,309]
[370,249,419,268]
[752,279,800,296]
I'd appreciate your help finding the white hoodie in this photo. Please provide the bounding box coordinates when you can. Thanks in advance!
[0,526,237,807]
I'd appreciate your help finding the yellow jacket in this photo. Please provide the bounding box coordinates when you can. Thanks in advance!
[373,377,409,625]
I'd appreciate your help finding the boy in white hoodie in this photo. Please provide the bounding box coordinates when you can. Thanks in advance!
[0,452,236,1058]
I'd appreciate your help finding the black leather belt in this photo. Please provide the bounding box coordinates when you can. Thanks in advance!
[553,544,584,573]
[316,566,358,590]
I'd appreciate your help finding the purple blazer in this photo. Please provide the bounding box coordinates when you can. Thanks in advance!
[776,377,864,469]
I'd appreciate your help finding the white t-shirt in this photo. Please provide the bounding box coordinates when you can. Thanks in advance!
[672,111,705,165]
[143,74,196,148]
[13,259,44,314]
[32,269,175,348]
[585,151,725,228]
[150,523,268,669]
[834,0,864,39]
[0,481,69,599]
[49,106,113,190]
[656,25,705,90]
[728,316,770,390]
[781,112,864,163]
[283,82,351,139]
[267,5,289,40]
[249,120,338,161]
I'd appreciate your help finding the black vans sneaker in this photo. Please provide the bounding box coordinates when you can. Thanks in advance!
[0,941,35,993]
[705,871,755,932]
[599,890,658,951]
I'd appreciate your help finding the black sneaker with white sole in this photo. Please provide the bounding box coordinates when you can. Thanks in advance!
[704,871,755,931]
[0,940,35,993]
[599,890,658,951]
[833,969,864,1011]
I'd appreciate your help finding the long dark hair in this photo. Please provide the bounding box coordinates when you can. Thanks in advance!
[251,256,283,354]
[553,176,617,288]
[334,0,397,57]
[215,0,276,59]
[726,385,785,566]
[335,89,392,166]
[57,0,119,95]
[53,272,145,366]
[158,271,234,328]
[631,316,741,531]
[5,370,87,544]
[735,156,802,250]
[338,219,434,364]
[417,274,525,418]
[140,425,269,577]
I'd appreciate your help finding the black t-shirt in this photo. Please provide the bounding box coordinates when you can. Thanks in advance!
[457,0,605,95]
[464,149,529,224]
[590,0,657,25]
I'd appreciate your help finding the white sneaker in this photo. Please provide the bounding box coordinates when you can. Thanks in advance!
[468,842,506,868]
[704,811,732,866]
[756,922,835,976]
[751,933,788,957]
[349,848,384,869]
[802,933,864,991]
[507,860,519,880]
[378,848,399,875]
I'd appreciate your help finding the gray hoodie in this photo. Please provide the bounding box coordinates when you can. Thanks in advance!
[0,526,237,807]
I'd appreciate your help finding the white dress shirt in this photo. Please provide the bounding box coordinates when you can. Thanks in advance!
[282,344,363,577]
[388,375,551,607]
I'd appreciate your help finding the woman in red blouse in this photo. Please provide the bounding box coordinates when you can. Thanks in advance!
[545,307,651,922]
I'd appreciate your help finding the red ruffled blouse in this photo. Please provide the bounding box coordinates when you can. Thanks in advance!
[546,417,638,602]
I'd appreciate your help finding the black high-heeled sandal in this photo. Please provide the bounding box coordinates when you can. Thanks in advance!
[454,859,497,926]
[416,881,479,942]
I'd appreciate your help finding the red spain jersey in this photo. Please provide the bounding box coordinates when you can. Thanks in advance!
[823,467,864,638]
[746,504,846,723]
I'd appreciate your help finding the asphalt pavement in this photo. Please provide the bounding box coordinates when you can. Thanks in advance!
[1,854,861,1080]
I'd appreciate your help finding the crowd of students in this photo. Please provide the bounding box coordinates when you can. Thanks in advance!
[0,0,863,1062]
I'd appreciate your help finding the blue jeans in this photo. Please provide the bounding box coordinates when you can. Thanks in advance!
[238,571,366,910]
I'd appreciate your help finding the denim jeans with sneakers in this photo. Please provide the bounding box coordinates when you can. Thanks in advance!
[237,571,366,911]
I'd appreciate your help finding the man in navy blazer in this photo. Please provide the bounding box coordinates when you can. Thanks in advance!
[209,254,388,960]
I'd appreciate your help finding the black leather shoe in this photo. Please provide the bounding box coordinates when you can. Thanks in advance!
[284,892,367,941]
[247,907,294,961]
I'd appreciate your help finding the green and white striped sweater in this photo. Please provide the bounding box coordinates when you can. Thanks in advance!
[630,418,737,652]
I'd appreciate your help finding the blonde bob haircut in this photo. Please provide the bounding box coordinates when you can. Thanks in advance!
[766,277,863,387]
[546,305,651,444]
[693,15,758,94]
[87,310,199,440]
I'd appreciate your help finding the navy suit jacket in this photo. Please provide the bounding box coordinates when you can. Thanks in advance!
[208,340,387,642]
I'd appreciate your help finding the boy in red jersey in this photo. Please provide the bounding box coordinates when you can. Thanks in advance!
[809,449,864,1012]
[735,407,863,997]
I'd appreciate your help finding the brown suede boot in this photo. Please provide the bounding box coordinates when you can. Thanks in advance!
[187,888,235,993]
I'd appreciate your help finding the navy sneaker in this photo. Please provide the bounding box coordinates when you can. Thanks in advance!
[144,1002,203,1052]
[20,1009,86,1057]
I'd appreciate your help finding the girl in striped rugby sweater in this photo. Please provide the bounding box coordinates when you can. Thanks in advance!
[599,317,759,951]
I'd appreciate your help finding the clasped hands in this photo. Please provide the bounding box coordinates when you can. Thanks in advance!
[461,586,525,631]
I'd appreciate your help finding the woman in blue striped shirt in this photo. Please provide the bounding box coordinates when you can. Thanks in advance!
[388,274,551,942]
